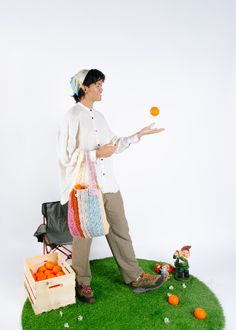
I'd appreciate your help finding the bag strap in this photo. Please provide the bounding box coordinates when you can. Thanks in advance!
[76,160,86,185]
[74,150,86,185]
[85,152,98,189]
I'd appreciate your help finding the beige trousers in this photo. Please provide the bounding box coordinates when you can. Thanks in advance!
[72,191,143,285]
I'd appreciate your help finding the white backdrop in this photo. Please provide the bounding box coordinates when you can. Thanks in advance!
[1,0,235,329]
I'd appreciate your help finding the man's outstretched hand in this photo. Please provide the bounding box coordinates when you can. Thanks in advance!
[96,123,165,159]
[137,123,165,139]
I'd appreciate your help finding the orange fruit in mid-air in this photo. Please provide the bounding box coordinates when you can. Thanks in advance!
[150,106,160,116]
[194,308,207,320]
[168,294,179,306]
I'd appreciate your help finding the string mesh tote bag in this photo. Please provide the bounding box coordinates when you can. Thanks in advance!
[68,151,110,238]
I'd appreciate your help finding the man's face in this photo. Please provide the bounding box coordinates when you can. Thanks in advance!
[85,80,103,102]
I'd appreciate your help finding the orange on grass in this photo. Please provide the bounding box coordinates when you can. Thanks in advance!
[194,308,207,320]
[168,294,179,306]
[45,261,56,270]
[150,106,160,116]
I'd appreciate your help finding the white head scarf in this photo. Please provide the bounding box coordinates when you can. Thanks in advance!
[70,69,89,95]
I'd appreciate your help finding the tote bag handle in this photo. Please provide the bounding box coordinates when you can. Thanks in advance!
[85,152,99,190]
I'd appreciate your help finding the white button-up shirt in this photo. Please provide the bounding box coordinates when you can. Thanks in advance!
[58,102,140,204]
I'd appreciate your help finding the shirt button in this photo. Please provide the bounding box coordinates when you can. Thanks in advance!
[101,158,103,161]
[103,173,106,176]
[91,117,94,119]
[98,144,100,146]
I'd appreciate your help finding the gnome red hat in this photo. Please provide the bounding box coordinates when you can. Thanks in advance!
[181,245,191,251]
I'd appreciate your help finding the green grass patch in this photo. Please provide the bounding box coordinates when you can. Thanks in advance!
[22,257,225,330]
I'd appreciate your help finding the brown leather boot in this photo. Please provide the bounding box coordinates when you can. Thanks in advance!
[130,273,168,293]
[76,284,96,303]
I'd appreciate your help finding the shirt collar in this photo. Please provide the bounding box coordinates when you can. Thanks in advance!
[78,102,94,112]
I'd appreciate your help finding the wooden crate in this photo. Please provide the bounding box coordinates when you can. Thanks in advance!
[24,252,76,315]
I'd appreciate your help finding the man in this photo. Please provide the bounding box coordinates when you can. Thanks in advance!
[58,69,166,303]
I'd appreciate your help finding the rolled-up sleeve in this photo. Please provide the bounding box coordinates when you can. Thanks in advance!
[115,133,140,153]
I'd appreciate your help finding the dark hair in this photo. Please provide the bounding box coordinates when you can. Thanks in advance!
[72,69,105,103]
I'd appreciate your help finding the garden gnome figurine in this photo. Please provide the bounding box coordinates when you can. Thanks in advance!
[173,245,192,281]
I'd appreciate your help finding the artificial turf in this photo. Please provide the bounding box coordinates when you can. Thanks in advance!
[22,257,225,330]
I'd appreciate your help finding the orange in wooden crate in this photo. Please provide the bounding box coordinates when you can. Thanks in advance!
[38,265,47,272]
[32,261,65,281]
[24,252,76,314]
[36,272,46,281]
[44,269,53,277]
[56,271,65,277]
[53,265,62,273]
[45,261,56,270]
